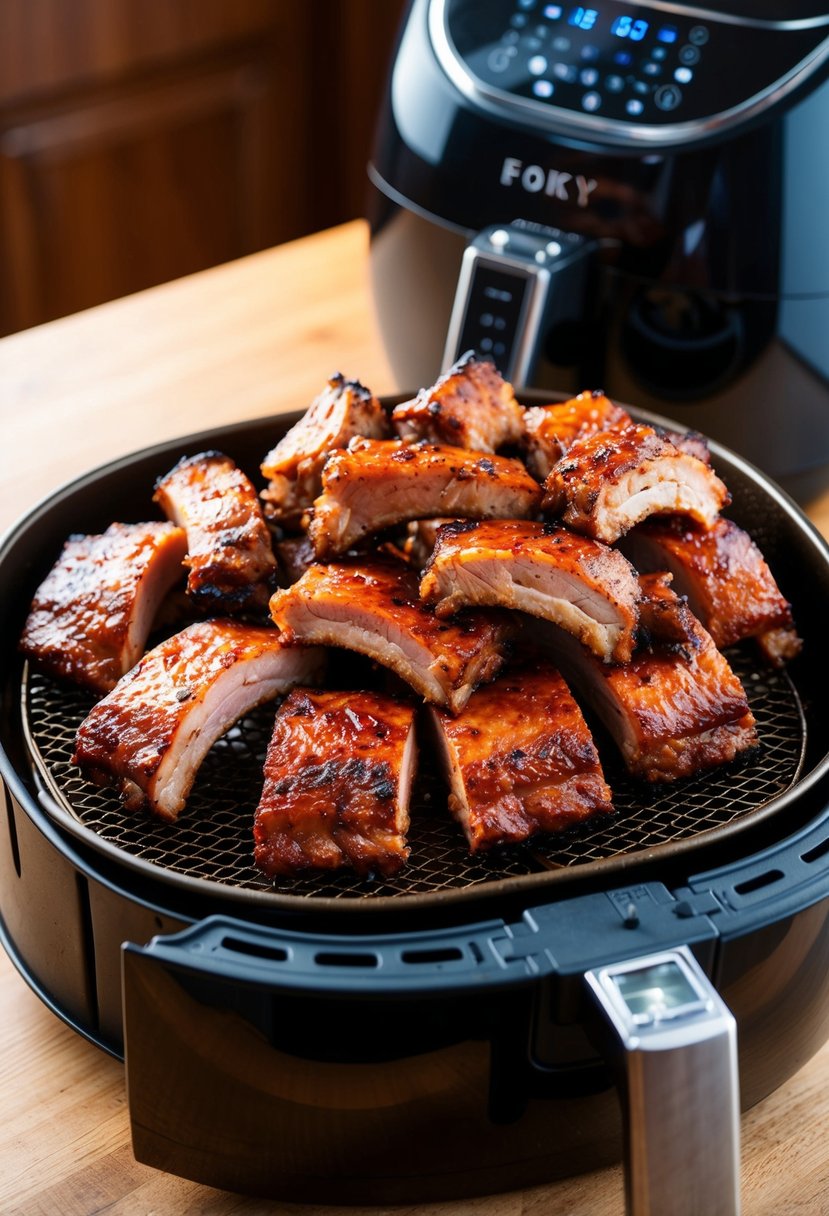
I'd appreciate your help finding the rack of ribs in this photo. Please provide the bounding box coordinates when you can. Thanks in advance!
[419,519,641,662]
[309,437,543,558]
[20,521,187,694]
[154,451,277,613]
[73,619,324,821]
[391,351,525,453]
[542,423,730,543]
[521,390,632,481]
[253,688,416,878]
[269,557,512,714]
[260,373,388,527]
[429,661,613,852]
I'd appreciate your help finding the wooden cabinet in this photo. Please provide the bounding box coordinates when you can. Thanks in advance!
[0,0,405,335]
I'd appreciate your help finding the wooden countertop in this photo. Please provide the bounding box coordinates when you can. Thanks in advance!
[1,219,828,1214]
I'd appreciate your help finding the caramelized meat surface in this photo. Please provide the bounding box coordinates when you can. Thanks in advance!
[392,352,524,453]
[269,558,512,714]
[623,517,801,665]
[260,373,388,525]
[430,662,613,852]
[253,688,416,878]
[309,437,542,559]
[20,521,186,694]
[155,451,276,612]
[543,423,730,543]
[540,575,757,782]
[521,391,631,480]
[420,519,641,662]
[73,620,324,821]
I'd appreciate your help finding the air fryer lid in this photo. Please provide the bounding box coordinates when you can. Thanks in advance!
[3,400,829,921]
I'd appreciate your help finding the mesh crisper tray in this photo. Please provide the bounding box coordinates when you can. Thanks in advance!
[23,650,805,901]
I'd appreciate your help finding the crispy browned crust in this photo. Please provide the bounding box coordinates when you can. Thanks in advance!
[155,451,277,612]
[253,688,415,878]
[19,521,187,694]
[269,557,513,714]
[521,391,631,480]
[309,437,543,559]
[542,423,730,542]
[392,353,525,452]
[431,662,613,852]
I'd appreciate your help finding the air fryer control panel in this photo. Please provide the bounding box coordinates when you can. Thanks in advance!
[434,0,829,135]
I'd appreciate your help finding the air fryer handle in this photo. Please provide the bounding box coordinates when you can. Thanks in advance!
[443,221,599,385]
[586,946,741,1216]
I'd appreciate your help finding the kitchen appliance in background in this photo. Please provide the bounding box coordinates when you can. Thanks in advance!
[368,0,829,490]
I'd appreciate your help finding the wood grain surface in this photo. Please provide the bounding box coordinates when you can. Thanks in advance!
[1,219,828,1214]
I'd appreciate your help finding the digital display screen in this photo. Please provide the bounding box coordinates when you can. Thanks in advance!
[615,962,699,1018]
[611,15,649,40]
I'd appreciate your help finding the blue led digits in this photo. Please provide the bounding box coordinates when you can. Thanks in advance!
[568,7,598,31]
[611,15,649,40]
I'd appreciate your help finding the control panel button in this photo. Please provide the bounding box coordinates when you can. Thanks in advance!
[626,98,644,116]
[581,43,599,61]
[689,25,709,46]
[674,66,693,85]
[582,91,602,112]
[651,46,667,61]
[488,49,513,72]
[543,3,563,17]
[529,54,548,75]
[580,67,599,85]
[532,79,554,97]
[554,62,577,81]
[679,44,701,66]
[511,12,528,28]
[552,35,570,51]
[654,83,682,110]
[642,61,661,76]
[605,74,625,92]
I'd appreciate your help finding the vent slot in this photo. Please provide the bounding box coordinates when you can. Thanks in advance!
[314,951,379,968]
[734,869,785,896]
[802,837,829,865]
[401,946,464,965]
[222,936,288,963]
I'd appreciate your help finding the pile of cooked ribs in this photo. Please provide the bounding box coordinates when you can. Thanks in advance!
[20,354,802,881]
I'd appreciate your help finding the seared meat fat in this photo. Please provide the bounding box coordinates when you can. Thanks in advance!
[430,662,613,852]
[420,519,641,663]
[20,521,186,694]
[269,557,512,714]
[254,688,416,878]
[309,437,542,558]
[521,390,631,481]
[73,620,324,821]
[155,451,276,612]
[392,352,524,453]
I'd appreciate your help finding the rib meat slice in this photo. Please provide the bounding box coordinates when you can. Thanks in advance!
[622,517,801,666]
[19,521,186,694]
[253,688,416,878]
[260,373,388,526]
[542,423,730,543]
[539,574,758,782]
[521,390,631,480]
[419,519,641,662]
[269,558,512,714]
[391,352,524,453]
[155,451,277,613]
[309,437,542,558]
[430,662,613,852]
[73,620,324,821]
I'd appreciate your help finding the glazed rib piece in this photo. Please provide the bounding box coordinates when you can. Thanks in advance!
[542,423,730,543]
[430,662,613,853]
[309,437,543,559]
[73,620,324,821]
[269,558,512,714]
[521,391,631,480]
[404,518,456,569]
[155,451,277,613]
[420,519,641,663]
[20,521,187,694]
[622,516,801,665]
[391,352,524,453]
[260,373,388,526]
[539,574,758,782]
[253,688,416,878]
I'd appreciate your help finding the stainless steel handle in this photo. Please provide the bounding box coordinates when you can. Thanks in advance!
[585,946,740,1216]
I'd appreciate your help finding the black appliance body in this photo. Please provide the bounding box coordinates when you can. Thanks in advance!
[369,0,829,487]
[1,405,829,1212]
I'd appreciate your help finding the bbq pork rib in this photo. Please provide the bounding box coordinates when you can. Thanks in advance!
[521,390,631,481]
[20,521,187,694]
[254,688,416,878]
[430,661,613,853]
[155,451,277,613]
[391,352,524,453]
[269,557,512,714]
[539,573,758,782]
[73,619,324,821]
[622,517,802,666]
[420,519,641,663]
[542,423,730,543]
[309,437,542,559]
[260,373,388,526]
